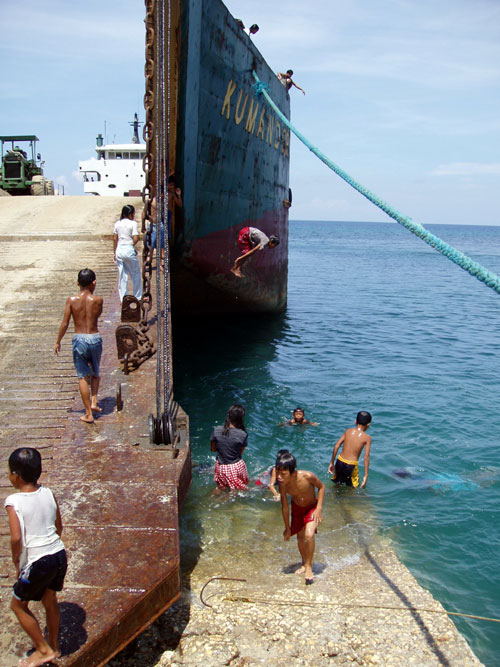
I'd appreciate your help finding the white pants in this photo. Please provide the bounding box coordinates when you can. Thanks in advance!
[116,245,142,301]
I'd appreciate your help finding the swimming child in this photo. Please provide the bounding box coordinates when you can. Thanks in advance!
[328,411,372,488]
[5,447,67,667]
[276,451,324,584]
[286,407,318,426]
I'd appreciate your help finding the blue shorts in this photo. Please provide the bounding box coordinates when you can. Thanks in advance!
[13,550,67,602]
[72,333,103,378]
[150,211,172,248]
[150,223,164,248]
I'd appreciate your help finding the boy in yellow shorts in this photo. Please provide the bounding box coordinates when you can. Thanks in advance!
[328,411,372,488]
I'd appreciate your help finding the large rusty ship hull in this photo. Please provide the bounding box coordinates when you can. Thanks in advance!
[170,0,291,315]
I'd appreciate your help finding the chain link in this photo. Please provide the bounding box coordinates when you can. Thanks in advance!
[141,0,156,325]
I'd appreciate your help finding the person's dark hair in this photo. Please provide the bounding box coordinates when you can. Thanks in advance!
[269,235,280,246]
[294,407,303,413]
[78,268,96,287]
[275,451,296,474]
[286,69,294,76]
[276,448,289,458]
[222,403,246,435]
[121,204,135,219]
[356,411,372,426]
[168,174,176,185]
[8,448,42,484]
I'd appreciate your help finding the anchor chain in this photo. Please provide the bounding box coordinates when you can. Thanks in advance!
[115,0,156,374]
[146,0,174,446]
[142,0,156,315]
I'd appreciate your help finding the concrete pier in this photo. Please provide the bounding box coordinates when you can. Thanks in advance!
[0,196,191,666]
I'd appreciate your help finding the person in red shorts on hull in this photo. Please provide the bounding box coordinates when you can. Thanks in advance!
[210,404,249,491]
[230,227,279,278]
[276,451,325,585]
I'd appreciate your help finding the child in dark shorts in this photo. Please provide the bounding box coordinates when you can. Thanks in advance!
[328,411,372,488]
[5,447,67,667]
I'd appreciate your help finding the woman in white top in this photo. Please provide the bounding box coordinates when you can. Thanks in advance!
[113,204,143,302]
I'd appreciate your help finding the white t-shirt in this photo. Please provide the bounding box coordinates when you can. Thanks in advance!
[249,227,270,250]
[5,486,65,569]
[114,218,139,246]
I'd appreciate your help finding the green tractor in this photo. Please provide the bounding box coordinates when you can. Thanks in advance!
[0,135,54,195]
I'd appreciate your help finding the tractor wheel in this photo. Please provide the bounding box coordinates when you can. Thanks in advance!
[46,180,55,195]
[30,175,45,196]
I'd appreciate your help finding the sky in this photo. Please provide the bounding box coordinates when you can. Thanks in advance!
[1,0,499,225]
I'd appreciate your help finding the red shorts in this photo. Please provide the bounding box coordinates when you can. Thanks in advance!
[214,459,249,490]
[290,501,318,536]
[238,226,252,254]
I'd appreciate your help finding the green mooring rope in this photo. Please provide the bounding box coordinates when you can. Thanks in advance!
[252,72,500,296]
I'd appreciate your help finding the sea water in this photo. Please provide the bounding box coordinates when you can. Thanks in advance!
[174,220,500,665]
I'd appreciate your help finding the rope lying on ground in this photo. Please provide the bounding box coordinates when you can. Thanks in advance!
[252,72,500,296]
[224,594,500,624]
[199,577,500,623]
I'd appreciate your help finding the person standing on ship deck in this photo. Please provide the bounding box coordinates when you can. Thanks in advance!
[113,204,142,302]
[244,24,259,36]
[277,69,305,95]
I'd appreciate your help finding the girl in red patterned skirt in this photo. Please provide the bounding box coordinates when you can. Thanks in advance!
[210,404,249,490]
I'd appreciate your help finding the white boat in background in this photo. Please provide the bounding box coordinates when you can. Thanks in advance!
[78,114,146,196]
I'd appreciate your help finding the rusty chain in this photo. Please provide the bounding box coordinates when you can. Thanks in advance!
[141,0,156,325]
[116,0,156,374]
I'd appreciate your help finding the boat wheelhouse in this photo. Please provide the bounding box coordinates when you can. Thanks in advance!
[78,115,146,196]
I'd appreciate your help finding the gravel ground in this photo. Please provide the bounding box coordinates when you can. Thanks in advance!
[109,542,482,666]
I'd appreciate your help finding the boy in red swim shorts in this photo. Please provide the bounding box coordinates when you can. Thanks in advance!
[276,451,325,585]
[230,227,279,278]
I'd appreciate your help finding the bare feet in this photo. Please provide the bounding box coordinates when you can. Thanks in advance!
[80,414,94,424]
[91,404,102,413]
[19,647,58,667]
[230,267,243,278]
[304,565,314,584]
[294,565,305,575]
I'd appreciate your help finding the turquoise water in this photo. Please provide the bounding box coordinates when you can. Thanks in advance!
[174,220,500,665]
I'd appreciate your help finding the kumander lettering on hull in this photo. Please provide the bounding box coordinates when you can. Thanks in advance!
[221,80,290,157]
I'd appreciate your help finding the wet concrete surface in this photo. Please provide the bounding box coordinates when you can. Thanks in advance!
[0,197,191,666]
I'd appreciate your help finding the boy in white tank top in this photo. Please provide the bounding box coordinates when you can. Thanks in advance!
[5,447,67,667]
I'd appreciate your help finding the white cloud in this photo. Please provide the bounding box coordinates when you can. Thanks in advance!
[432,163,500,176]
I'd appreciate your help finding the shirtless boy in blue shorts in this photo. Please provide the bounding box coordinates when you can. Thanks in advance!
[328,411,372,488]
[5,447,67,667]
[54,268,103,423]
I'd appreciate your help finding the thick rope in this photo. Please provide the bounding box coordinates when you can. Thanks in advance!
[252,71,500,296]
